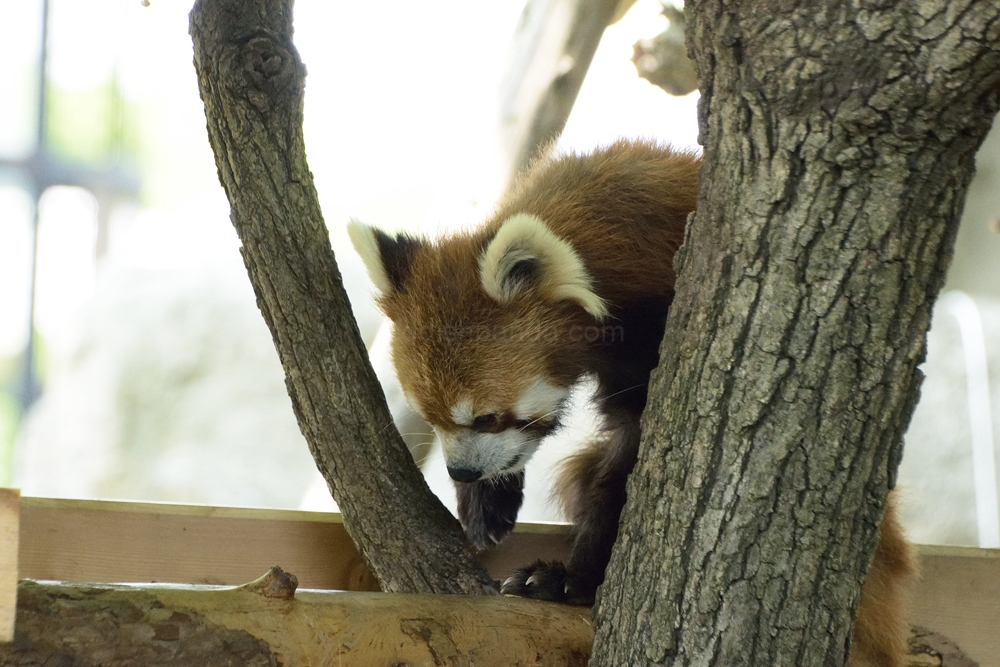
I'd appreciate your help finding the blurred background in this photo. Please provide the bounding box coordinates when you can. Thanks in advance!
[1,0,998,549]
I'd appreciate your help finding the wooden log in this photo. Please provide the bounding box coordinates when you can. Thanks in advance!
[0,571,983,666]
[1,569,594,666]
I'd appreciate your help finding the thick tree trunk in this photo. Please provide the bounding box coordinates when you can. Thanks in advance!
[592,2,1000,666]
[188,0,495,596]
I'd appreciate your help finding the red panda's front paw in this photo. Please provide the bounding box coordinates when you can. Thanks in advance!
[461,508,517,551]
[455,473,524,551]
[500,561,595,606]
[501,560,568,601]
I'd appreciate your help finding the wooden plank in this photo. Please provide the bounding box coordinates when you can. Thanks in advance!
[0,489,18,643]
[16,497,1000,662]
[18,497,571,591]
[909,545,1000,667]
[19,497,378,591]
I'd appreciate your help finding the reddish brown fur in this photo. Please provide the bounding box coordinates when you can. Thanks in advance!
[370,139,913,663]
[378,139,700,433]
[494,139,699,307]
[848,496,917,667]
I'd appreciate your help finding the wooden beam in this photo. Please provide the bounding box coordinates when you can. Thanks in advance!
[0,489,17,643]
[15,498,1000,665]
[18,497,571,591]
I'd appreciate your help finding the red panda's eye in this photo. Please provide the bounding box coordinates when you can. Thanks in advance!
[471,413,501,433]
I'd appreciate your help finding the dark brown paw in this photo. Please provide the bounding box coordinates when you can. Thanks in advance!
[462,503,517,550]
[500,560,595,606]
[456,473,524,551]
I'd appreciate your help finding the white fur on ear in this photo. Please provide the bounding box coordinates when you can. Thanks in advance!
[347,220,392,294]
[479,213,609,319]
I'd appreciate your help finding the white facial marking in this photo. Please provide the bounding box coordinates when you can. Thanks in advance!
[346,220,392,295]
[514,377,569,421]
[445,429,540,478]
[450,399,475,427]
[442,378,567,479]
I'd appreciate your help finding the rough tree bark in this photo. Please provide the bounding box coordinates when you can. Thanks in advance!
[188,0,495,596]
[591,2,1000,666]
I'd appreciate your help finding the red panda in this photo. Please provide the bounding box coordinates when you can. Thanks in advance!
[349,139,914,667]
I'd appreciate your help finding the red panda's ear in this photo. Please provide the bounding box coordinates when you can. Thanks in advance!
[347,220,423,297]
[479,213,609,320]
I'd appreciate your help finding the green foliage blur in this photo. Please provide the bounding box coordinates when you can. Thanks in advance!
[46,79,143,166]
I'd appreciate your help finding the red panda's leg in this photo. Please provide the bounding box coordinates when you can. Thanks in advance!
[501,416,639,605]
[455,471,525,550]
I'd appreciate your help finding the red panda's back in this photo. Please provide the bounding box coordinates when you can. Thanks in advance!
[492,139,701,307]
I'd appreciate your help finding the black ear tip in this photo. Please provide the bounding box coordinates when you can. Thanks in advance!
[374,230,423,292]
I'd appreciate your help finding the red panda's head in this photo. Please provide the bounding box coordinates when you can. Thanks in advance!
[349,213,607,482]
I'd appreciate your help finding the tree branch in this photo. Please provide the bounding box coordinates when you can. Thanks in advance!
[188,0,496,596]
[631,6,697,97]
[499,0,620,183]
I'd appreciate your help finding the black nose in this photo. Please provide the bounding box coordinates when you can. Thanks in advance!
[447,466,483,483]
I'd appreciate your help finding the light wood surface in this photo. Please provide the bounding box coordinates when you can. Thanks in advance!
[0,489,18,643]
[909,545,1000,667]
[18,497,572,591]
[7,576,595,666]
[15,497,999,664]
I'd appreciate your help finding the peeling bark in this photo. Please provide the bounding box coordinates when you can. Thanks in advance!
[592,2,1000,665]
[188,0,495,596]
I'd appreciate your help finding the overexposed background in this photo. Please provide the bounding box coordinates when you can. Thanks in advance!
[0,0,697,511]
[1,0,999,549]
